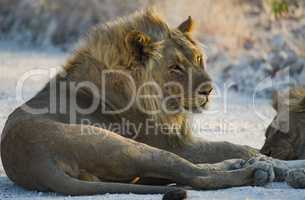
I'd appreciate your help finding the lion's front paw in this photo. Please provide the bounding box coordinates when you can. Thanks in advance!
[253,163,274,186]
[286,169,305,188]
[245,156,288,181]
[245,159,275,186]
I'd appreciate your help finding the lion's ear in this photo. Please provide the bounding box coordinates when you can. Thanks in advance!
[272,90,279,111]
[125,31,152,63]
[178,16,195,33]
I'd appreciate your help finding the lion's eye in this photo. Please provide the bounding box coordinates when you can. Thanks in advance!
[169,64,185,74]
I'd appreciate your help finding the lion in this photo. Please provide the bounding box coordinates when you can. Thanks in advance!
[261,87,305,160]
[2,9,305,199]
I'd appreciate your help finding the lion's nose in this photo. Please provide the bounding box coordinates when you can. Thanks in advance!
[198,84,213,96]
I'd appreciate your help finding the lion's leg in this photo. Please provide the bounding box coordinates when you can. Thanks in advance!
[137,158,246,186]
[168,137,259,164]
[85,127,276,189]
[37,157,185,196]
[49,123,274,190]
[137,158,274,189]
[192,161,274,189]
[130,147,274,189]
[62,123,209,186]
[60,123,263,188]
[197,159,246,172]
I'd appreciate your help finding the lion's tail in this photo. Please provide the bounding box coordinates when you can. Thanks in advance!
[38,159,186,199]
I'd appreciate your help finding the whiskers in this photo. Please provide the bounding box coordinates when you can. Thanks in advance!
[182,96,209,112]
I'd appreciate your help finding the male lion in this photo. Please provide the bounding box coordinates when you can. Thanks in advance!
[1,9,305,199]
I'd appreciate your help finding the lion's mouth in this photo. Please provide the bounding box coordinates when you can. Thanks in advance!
[160,95,210,113]
[182,96,209,113]
[260,142,297,160]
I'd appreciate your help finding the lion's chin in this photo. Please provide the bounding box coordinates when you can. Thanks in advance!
[183,101,209,113]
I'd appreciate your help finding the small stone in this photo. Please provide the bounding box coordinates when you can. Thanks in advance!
[163,189,187,200]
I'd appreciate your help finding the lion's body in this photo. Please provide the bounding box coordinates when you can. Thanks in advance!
[4,9,305,197]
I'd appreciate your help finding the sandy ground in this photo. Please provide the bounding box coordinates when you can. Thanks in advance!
[1,42,305,199]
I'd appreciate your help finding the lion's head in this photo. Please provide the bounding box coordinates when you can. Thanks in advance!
[65,9,213,120]
[260,87,305,160]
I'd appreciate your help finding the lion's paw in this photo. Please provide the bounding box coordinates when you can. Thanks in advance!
[286,168,305,188]
[245,156,288,181]
[250,161,275,186]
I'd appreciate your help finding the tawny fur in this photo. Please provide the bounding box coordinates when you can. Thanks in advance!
[261,87,305,160]
[2,9,295,197]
